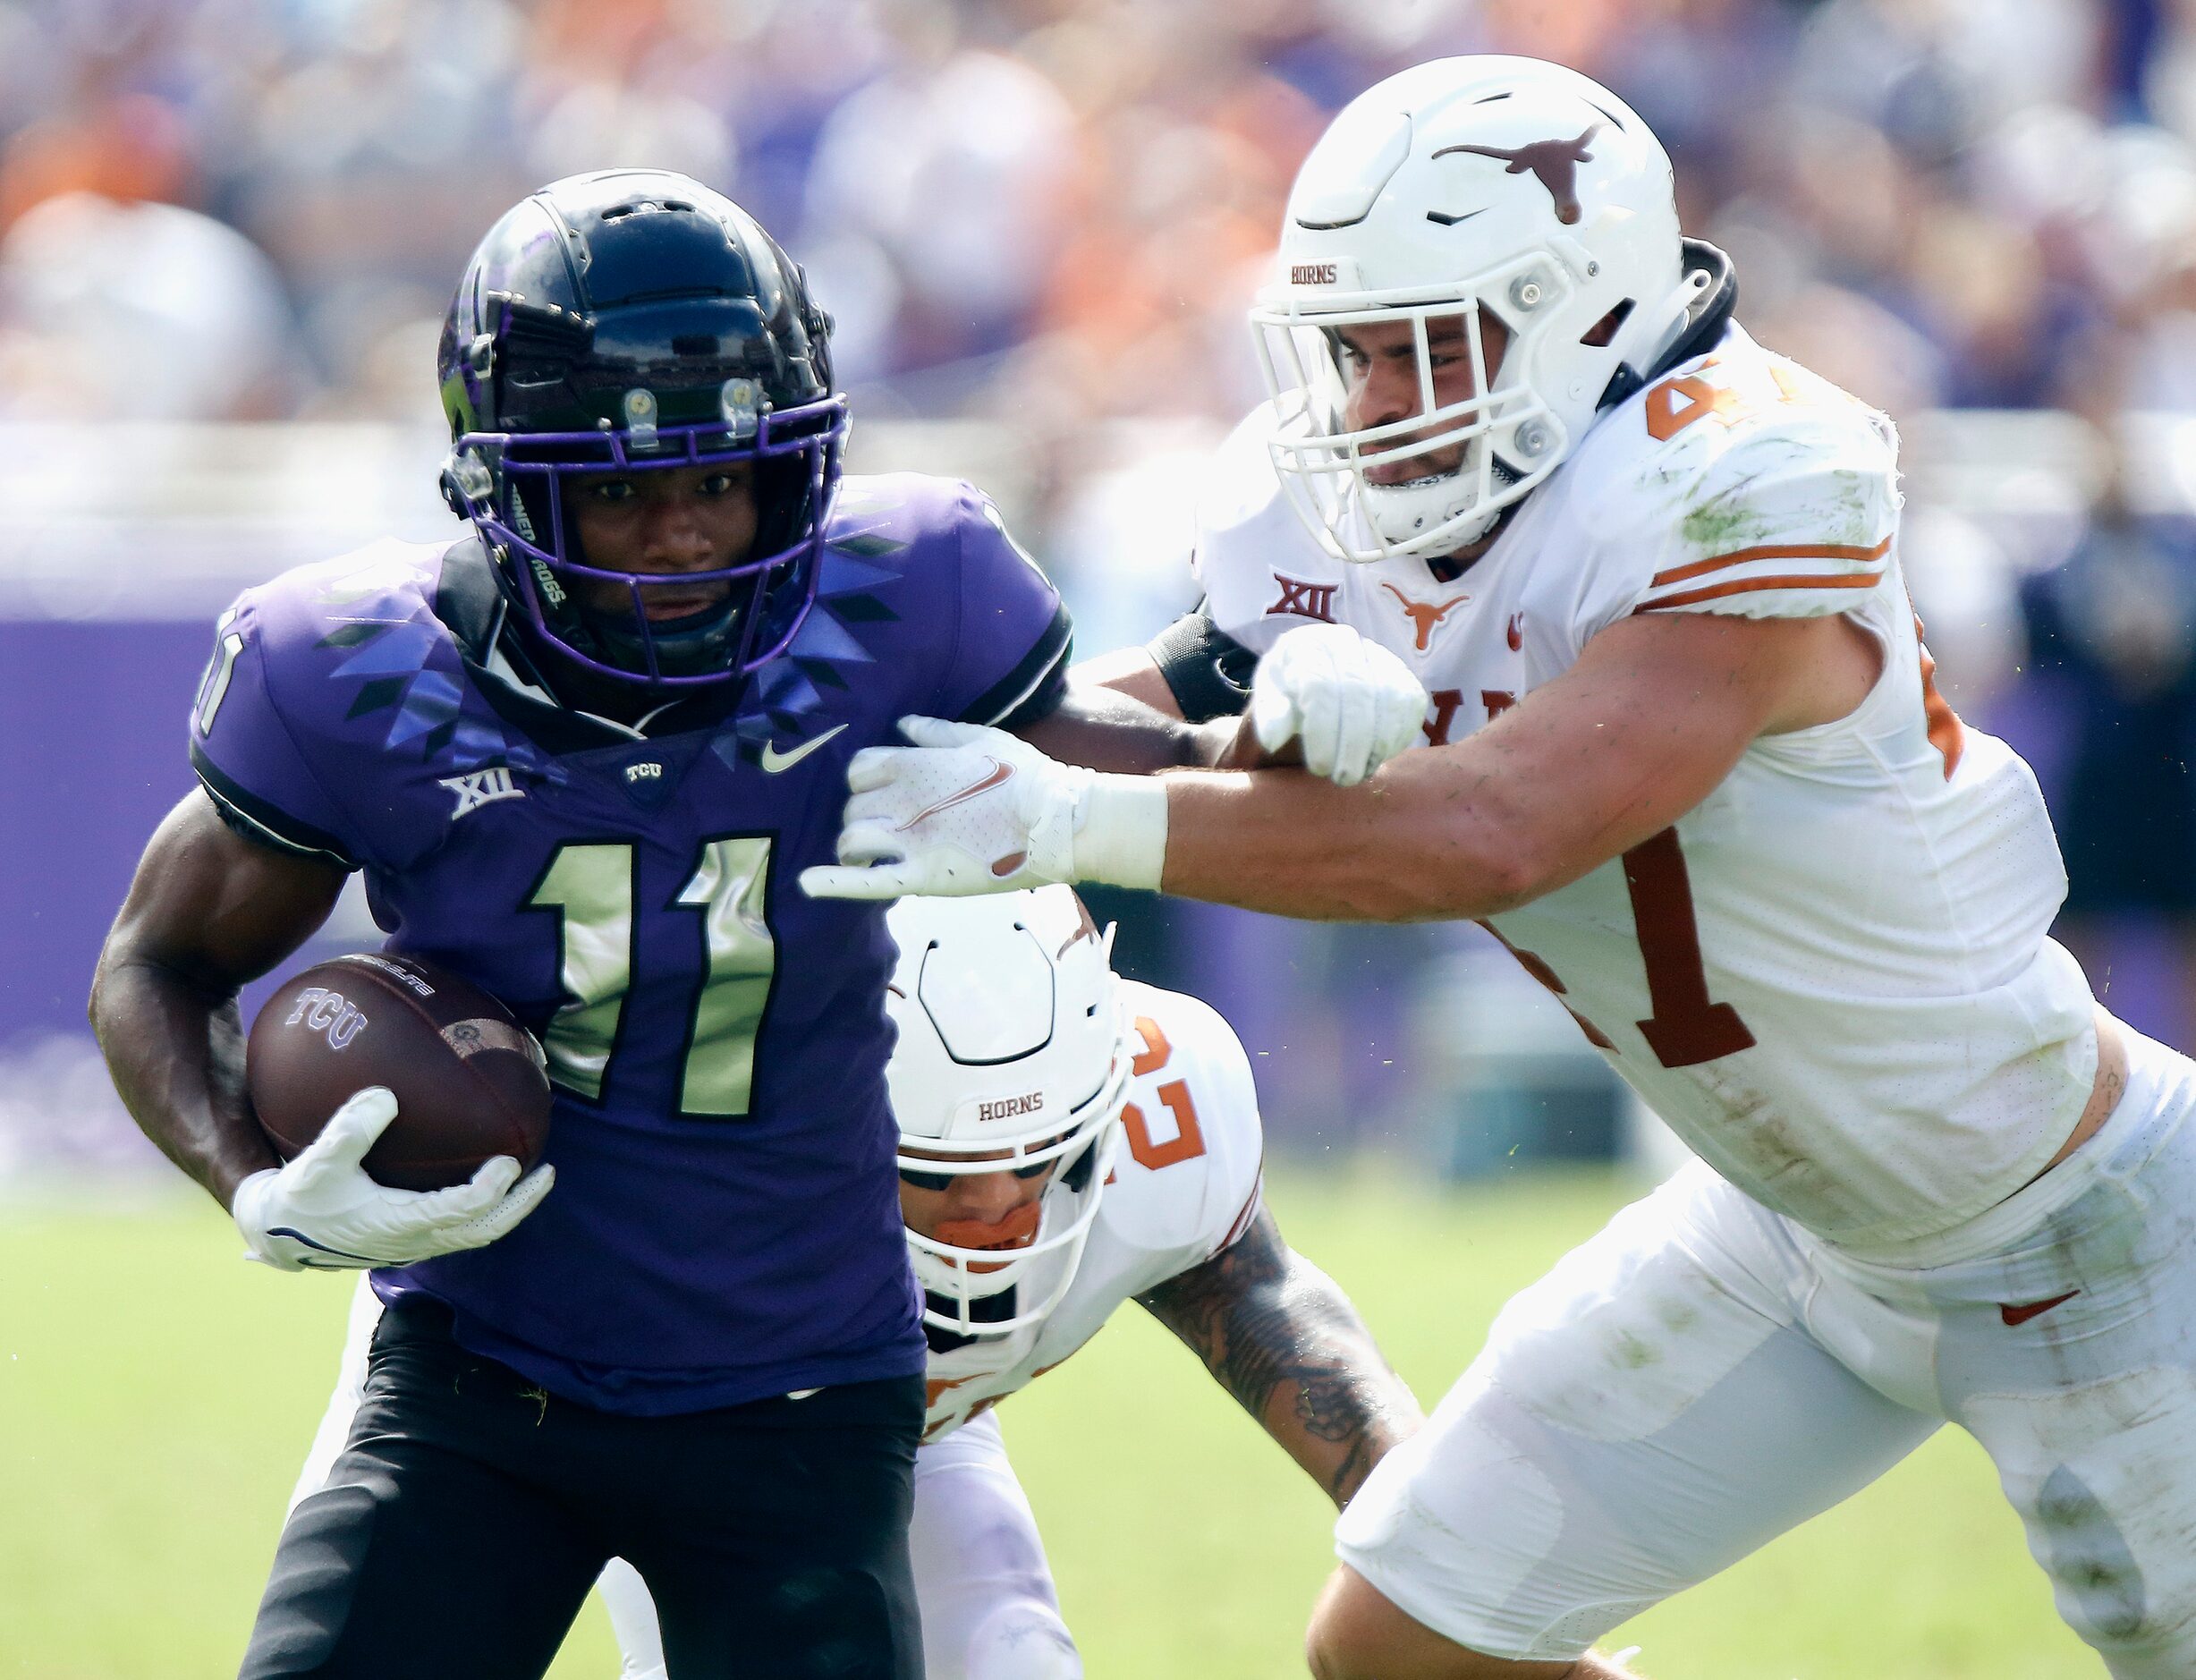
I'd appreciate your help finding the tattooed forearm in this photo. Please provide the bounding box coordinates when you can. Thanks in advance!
[1137,1204,1423,1506]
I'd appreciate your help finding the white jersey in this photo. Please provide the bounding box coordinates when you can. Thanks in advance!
[1196,324,2098,1261]
[920,978,1266,1440]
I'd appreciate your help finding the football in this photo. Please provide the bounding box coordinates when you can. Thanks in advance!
[247,952,552,1191]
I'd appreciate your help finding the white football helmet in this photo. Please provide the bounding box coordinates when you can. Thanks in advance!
[1251,55,1710,563]
[886,887,1132,1337]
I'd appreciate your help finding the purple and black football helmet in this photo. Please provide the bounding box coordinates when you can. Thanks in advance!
[437,169,847,691]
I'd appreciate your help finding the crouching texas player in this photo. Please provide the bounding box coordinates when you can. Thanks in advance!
[805,55,2196,1680]
[294,887,1422,1680]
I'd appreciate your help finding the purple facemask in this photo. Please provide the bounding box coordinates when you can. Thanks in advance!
[446,393,848,689]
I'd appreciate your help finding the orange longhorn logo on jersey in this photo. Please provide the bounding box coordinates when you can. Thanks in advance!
[1381,582,1473,652]
[926,1372,980,1411]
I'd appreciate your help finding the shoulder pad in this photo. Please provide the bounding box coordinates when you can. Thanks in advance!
[1191,403,1335,654]
[826,471,976,547]
[1197,403,1293,536]
[1106,982,1264,1262]
[259,539,447,624]
[190,540,458,871]
[1570,337,1900,625]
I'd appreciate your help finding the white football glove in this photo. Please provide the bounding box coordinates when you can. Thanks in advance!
[799,716,1166,902]
[1250,622,1429,787]
[232,1086,555,1272]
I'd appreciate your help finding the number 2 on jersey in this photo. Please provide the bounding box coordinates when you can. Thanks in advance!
[1122,1015,1207,1169]
[528,836,776,1116]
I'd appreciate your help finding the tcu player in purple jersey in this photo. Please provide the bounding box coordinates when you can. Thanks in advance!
[289,887,1425,1680]
[87,170,1311,1680]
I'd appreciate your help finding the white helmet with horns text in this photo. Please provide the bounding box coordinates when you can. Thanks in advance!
[885,887,1133,1337]
[1252,55,1707,562]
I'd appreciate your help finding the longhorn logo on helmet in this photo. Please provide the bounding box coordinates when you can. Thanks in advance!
[1433,124,1604,225]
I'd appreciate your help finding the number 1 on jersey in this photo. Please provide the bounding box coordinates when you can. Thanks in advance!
[674,838,775,1115]
[194,608,244,734]
[529,836,777,1116]
[1622,828,1755,1066]
[527,844,631,1100]
[1492,827,1755,1070]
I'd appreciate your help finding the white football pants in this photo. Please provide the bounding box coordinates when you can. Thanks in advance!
[1338,1027,2196,1676]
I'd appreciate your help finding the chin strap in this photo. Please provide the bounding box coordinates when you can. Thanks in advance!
[1596,238,1739,413]
[589,596,742,680]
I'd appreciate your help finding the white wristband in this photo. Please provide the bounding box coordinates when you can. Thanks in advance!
[1073,774,1169,891]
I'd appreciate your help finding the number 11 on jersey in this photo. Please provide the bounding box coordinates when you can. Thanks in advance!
[528,836,777,1117]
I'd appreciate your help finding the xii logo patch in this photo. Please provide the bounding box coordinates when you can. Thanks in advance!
[1267,573,1338,624]
[437,764,523,819]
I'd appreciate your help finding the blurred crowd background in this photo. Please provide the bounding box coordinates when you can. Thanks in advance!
[9,0,2196,1182]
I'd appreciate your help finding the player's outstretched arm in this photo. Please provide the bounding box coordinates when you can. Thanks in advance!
[1038,616,1257,772]
[1066,643,1192,718]
[1032,618,1422,786]
[805,608,1876,911]
[1158,609,1878,921]
[1136,1205,1423,1508]
[1013,679,1265,774]
[89,788,348,1209]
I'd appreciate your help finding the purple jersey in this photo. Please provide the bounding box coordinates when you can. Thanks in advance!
[191,474,1070,1413]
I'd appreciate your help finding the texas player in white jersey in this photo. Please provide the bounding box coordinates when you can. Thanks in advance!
[805,55,2196,1680]
[1189,318,2089,1253]
[293,887,1422,1680]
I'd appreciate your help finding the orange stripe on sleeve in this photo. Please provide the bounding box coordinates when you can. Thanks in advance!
[1633,571,1882,614]
[1649,535,1892,590]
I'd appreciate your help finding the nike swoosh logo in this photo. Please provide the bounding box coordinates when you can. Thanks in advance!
[267,1227,377,1264]
[901,759,1013,828]
[1999,1290,2081,1328]
[759,725,848,774]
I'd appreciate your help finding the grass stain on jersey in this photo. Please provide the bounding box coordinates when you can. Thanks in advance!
[1608,1328,1663,1369]
[1677,464,1784,553]
[1679,500,1765,554]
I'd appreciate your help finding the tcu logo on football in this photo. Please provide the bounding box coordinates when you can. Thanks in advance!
[284,988,368,1050]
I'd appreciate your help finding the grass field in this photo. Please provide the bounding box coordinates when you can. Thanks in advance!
[0,1166,2098,1678]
